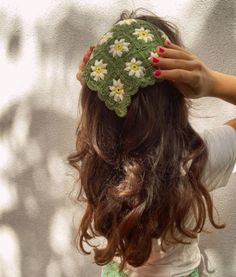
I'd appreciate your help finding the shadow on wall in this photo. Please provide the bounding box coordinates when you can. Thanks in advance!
[34,5,99,89]
[0,99,74,277]
[0,1,235,277]
[0,10,21,60]
[0,96,102,277]
[0,4,104,277]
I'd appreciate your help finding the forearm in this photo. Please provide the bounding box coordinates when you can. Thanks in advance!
[223,118,236,131]
[209,70,236,105]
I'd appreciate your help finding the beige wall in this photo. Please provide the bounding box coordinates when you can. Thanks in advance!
[0,1,235,276]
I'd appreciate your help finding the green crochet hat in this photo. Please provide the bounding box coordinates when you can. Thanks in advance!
[81,18,169,117]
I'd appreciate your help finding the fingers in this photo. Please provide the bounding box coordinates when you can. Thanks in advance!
[76,45,96,82]
[76,69,82,81]
[153,68,197,85]
[79,62,85,70]
[154,39,197,62]
[163,39,191,54]
[76,70,85,85]
[151,57,198,71]
[155,45,194,61]
[83,47,94,63]
[164,39,196,59]
[76,62,85,81]
[151,39,201,84]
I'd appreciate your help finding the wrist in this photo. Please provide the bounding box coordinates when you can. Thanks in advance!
[208,70,222,98]
[208,70,236,105]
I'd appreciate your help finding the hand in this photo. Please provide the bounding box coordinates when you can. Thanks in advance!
[151,39,216,99]
[76,45,96,85]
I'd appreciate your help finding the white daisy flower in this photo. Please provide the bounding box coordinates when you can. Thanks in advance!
[98,32,113,45]
[148,51,160,61]
[109,38,130,57]
[109,79,125,102]
[90,59,108,81]
[115,19,137,26]
[132,27,154,42]
[124,58,145,78]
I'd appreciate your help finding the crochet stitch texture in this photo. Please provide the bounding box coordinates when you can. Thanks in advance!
[81,18,169,117]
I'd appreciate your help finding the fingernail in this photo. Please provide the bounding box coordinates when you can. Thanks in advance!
[159,47,165,53]
[166,39,171,45]
[153,70,161,76]
[152,57,159,63]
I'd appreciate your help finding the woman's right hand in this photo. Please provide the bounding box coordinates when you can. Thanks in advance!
[76,45,96,85]
[151,39,216,99]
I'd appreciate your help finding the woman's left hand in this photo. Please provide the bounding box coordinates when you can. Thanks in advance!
[76,45,96,85]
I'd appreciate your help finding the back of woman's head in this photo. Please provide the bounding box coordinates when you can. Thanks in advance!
[67,8,225,272]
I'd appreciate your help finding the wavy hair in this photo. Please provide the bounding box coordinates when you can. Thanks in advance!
[67,8,225,273]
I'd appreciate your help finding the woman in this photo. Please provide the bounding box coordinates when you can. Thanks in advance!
[69,8,236,277]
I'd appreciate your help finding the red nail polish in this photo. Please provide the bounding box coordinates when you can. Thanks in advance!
[153,70,161,76]
[159,47,165,53]
[152,57,159,63]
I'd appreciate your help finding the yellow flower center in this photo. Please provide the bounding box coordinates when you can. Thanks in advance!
[131,64,138,71]
[95,66,102,73]
[115,86,122,94]
[115,43,124,51]
[139,31,148,37]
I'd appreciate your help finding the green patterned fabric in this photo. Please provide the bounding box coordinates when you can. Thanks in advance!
[188,268,200,277]
[81,18,169,117]
[101,260,200,277]
[101,261,128,277]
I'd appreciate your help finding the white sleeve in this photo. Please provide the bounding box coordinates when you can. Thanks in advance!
[199,125,236,192]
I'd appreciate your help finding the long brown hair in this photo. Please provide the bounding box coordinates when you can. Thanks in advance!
[67,8,225,273]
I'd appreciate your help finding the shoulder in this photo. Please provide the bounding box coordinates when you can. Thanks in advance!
[199,125,236,191]
[200,125,236,146]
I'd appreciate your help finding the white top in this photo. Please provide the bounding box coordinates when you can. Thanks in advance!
[112,125,236,277]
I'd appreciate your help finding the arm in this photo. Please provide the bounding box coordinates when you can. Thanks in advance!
[209,71,236,130]
[210,70,236,105]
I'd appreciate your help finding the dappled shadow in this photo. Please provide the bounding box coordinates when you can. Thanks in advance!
[6,17,22,59]
[0,1,236,277]
[0,94,78,276]
[0,3,104,277]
